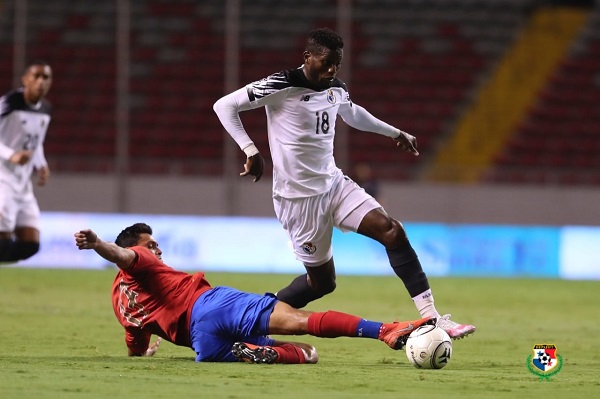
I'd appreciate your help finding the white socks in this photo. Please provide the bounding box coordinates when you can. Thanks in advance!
[412,289,441,319]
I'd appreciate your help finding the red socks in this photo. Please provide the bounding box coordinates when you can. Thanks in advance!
[272,311,383,363]
[273,343,306,364]
[307,311,361,338]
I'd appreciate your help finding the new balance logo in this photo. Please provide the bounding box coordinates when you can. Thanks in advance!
[300,95,311,102]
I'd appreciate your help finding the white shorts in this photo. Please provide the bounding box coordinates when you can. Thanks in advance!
[273,173,381,266]
[0,182,40,232]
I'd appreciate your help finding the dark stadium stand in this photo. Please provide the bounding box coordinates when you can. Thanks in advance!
[483,6,600,185]
[1,0,596,186]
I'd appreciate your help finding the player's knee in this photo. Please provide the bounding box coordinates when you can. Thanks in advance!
[15,241,40,260]
[312,277,336,297]
[323,278,336,295]
[379,218,408,249]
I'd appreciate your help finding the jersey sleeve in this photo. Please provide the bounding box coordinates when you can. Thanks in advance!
[0,96,15,161]
[338,101,402,138]
[127,247,158,274]
[0,135,14,161]
[245,71,293,107]
[31,139,48,169]
[213,71,293,156]
[124,326,151,355]
[213,87,256,155]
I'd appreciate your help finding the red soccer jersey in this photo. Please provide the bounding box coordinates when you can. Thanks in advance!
[111,246,212,354]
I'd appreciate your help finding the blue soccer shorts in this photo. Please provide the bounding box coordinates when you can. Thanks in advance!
[189,286,277,362]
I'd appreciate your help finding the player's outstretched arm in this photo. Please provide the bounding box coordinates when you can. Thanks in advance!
[74,229,136,269]
[338,102,418,155]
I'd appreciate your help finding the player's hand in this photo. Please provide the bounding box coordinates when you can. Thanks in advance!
[393,131,419,156]
[74,229,99,250]
[36,166,50,186]
[240,153,264,182]
[144,338,162,357]
[9,150,32,165]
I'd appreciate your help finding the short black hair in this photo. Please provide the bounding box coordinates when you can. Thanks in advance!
[23,60,50,74]
[306,27,344,54]
[115,223,153,248]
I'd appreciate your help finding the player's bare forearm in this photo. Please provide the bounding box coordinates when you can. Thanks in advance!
[74,229,136,269]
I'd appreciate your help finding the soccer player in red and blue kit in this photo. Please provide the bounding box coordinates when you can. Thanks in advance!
[74,223,434,364]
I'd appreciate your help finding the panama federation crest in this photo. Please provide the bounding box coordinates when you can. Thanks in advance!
[526,344,563,381]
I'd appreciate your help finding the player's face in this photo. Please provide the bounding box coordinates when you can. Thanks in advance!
[137,233,163,260]
[22,64,52,104]
[303,48,343,89]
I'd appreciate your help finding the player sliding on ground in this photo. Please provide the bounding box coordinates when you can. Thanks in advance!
[213,27,475,339]
[74,223,435,364]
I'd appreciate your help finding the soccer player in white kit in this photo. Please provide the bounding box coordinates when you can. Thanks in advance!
[213,28,475,339]
[0,61,53,263]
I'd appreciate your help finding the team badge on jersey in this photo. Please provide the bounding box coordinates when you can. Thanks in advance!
[526,344,563,381]
[301,242,317,255]
[326,89,336,104]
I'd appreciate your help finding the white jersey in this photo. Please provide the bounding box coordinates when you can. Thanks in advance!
[214,66,402,198]
[0,89,51,194]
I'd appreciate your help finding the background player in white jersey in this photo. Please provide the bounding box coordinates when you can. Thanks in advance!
[0,61,52,263]
[213,28,475,339]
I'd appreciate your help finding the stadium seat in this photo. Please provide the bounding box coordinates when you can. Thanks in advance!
[483,4,600,186]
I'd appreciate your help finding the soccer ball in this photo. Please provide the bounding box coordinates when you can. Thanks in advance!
[538,352,552,366]
[405,325,452,369]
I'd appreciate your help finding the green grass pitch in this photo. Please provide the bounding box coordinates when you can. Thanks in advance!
[1,267,598,399]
